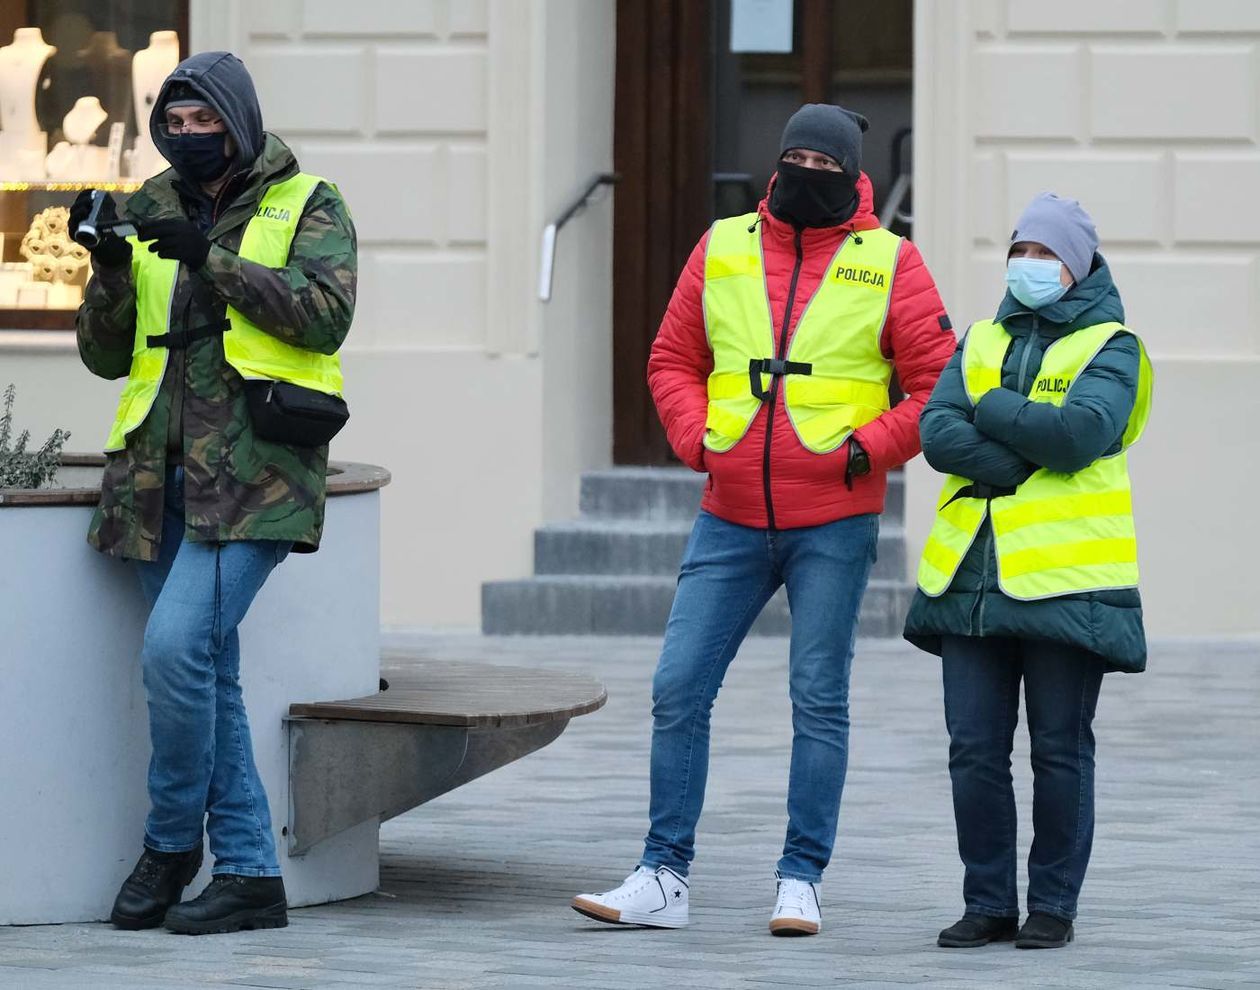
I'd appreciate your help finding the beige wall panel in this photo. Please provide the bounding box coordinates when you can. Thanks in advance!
[970,153,1003,245]
[353,252,488,350]
[1174,156,1260,243]
[301,0,440,37]
[1007,0,1168,35]
[450,0,489,37]
[1090,48,1255,140]
[973,0,1004,38]
[293,145,442,243]
[1005,153,1168,245]
[1128,359,1260,635]
[964,254,1009,326]
[247,0,298,38]
[1111,255,1258,357]
[446,146,488,244]
[248,48,368,134]
[376,51,488,134]
[334,350,541,628]
[0,344,122,456]
[1176,0,1260,33]
[537,0,616,521]
[974,48,1083,139]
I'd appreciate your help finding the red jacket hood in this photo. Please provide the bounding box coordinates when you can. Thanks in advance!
[755,170,882,251]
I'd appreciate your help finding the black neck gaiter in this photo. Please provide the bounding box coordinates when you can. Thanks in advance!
[769,160,859,228]
[166,131,234,185]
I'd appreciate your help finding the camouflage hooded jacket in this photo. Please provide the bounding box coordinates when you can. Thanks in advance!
[77,53,357,560]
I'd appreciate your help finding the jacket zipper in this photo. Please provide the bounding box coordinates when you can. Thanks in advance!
[762,227,806,530]
[1016,314,1040,393]
[973,520,993,636]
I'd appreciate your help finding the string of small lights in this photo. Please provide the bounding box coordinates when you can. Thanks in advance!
[0,182,143,193]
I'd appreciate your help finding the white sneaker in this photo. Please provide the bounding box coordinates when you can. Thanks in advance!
[571,866,689,928]
[769,872,821,936]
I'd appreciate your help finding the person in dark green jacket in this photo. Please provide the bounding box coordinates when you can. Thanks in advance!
[904,193,1150,950]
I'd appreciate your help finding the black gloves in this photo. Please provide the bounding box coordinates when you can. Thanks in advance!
[69,190,132,269]
[845,436,871,490]
[135,218,213,270]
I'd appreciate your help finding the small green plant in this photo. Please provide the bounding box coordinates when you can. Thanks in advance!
[0,384,70,489]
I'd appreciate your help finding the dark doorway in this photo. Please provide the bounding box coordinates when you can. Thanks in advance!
[611,0,914,465]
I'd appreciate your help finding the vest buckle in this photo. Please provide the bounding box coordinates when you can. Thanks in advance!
[748,358,813,401]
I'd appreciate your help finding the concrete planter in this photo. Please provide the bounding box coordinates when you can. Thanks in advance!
[0,456,389,925]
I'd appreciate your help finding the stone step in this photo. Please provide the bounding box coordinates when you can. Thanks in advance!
[534,518,907,580]
[578,466,904,523]
[481,576,912,638]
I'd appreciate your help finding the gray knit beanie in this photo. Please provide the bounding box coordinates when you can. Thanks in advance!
[162,80,213,112]
[1010,192,1099,283]
[779,103,869,174]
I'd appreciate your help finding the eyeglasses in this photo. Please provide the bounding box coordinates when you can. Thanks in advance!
[165,116,225,135]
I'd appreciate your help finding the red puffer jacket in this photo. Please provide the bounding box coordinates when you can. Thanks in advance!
[648,173,955,529]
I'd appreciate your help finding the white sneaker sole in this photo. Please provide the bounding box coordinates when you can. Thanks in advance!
[571,896,689,929]
[770,916,820,936]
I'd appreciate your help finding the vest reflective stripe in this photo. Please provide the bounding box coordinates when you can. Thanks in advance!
[104,172,342,452]
[701,214,899,454]
[916,477,988,596]
[916,319,1153,601]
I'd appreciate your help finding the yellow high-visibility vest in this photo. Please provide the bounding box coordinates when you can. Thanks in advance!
[701,214,900,454]
[917,319,1154,601]
[104,172,344,452]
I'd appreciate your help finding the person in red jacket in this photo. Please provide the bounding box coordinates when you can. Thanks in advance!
[572,105,954,937]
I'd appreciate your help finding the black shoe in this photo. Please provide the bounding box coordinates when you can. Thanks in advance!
[164,874,288,935]
[1016,911,1074,949]
[110,846,203,930]
[937,912,1019,948]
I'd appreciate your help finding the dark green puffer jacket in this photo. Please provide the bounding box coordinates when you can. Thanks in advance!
[903,255,1148,672]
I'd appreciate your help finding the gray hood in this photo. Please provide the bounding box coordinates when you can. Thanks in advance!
[149,51,265,182]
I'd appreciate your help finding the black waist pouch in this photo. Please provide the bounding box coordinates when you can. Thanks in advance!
[244,380,349,448]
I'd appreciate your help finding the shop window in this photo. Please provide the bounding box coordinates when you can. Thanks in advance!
[0,1,188,330]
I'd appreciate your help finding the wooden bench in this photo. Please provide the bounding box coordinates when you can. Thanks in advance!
[285,660,607,855]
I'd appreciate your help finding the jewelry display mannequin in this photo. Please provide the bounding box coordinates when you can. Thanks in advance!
[75,32,132,127]
[62,95,108,144]
[126,31,179,180]
[0,28,57,180]
[46,97,111,181]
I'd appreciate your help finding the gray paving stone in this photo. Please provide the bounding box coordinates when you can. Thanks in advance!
[2,634,1258,988]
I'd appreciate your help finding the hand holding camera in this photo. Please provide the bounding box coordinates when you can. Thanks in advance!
[70,190,133,268]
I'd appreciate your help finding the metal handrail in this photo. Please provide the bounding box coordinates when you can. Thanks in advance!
[879,127,913,229]
[538,172,619,302]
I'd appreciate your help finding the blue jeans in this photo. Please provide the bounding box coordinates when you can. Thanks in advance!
[641,510,878,883]
[941,635,1104,921]
[132,467,290,877]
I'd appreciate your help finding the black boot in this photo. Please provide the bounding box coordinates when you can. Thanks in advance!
[110,846,203,930]
[1016,911,1074,948]
[164,874,288,935]
[937,912,1019,948]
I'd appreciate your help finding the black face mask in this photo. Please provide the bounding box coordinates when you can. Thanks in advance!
[166,131,233,183]
[769,160,859,228]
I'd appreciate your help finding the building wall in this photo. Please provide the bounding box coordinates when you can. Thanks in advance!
[912,0,1260,636]
[0,0,615,630]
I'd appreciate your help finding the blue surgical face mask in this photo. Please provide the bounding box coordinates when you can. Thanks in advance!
[1005,257,1069,310]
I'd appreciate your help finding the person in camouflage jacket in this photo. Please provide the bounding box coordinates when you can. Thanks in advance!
[72,51,356,935]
